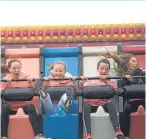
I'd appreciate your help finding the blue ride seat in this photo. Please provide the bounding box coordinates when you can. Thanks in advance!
[52,100,78,114]
[43,107,78,139]
[42,86,78,139]
[42,47,82,139]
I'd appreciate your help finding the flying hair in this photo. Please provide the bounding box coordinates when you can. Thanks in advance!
[94,43,134,75]
[102,51,134,75]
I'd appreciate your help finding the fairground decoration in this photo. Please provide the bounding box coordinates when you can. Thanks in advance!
[0,23,145,44]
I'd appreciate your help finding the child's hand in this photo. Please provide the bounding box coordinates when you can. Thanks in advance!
[43,77,52,87]
[80,76,88,83]
[80,76,88,81]
[125,75,132,81]
[6,78,12,83]
[71,76,77,81]
[43,77,53,81]
[43,77,49,81]
[27,77,34,82]
[79,76,87,87]
[100,75,108,81]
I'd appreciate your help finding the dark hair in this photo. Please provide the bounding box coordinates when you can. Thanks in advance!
[8,59,21,69]
[1,59,21,73]
[97,59,110,69]
[1,64,9,73]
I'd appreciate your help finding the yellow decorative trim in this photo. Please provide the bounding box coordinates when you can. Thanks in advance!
[0,23,145,44]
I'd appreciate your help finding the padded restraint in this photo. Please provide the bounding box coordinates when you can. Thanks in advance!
[123,84,145,99]
[45,86,75,101]
[2,87,34,101]
[83,85,114,99]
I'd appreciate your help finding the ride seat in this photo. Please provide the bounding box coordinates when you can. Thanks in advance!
[2,87,39,139]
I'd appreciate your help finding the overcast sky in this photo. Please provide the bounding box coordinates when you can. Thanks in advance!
[0,1,146,26]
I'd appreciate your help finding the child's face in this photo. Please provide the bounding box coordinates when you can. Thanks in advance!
[52,64,66,78]
[128,56,138,71]
[9,61,22,78]
[97,63,110,76]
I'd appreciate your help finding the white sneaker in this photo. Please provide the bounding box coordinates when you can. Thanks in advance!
[35,134,48,139]
[64,88,74,108]
[2,137,8,139]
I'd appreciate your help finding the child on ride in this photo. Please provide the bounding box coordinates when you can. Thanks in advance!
[1,59,46,139]
[106,53,145,139]
[49,64,73,78]
[35,61,77,114]
[80,59,124,139]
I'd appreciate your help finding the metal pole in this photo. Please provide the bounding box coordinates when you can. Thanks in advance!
[1,76,145,82]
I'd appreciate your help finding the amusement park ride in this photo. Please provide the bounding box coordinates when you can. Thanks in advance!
[0,23,145,139]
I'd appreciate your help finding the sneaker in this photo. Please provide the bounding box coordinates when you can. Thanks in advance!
[1,137,8,139]
[35,79,48,99]
[84,134,91,139]
[115,129,124,139]
[64,87,75,108]
[35,134,48,139]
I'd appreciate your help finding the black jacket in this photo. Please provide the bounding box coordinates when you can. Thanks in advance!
[117,68,145,87]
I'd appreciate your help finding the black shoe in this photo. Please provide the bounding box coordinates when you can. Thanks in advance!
[35,79,48,99]
[64,87,75,108]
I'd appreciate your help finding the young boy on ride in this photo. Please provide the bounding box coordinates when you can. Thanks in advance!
[80,58,124,139]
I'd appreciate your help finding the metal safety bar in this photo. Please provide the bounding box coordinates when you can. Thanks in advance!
[1,76,145,82]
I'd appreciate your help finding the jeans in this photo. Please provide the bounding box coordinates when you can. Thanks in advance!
[41,93,78,114]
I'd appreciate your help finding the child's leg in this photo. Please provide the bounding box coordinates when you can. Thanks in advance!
[1,103,16,138]
[103,102,124,139]
[83,103,92,135]
[104,102,120,131]
[57,94,78,113]
[41,94,54,114]
[23,104,41,137]
[64,87,75,108]
[83,103,97,139]
[57,88,75,112]
[35,79,53,114]
[57,93,70,112]
[23,104,46,139]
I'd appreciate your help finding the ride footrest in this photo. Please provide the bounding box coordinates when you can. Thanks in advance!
[43,107,79,139]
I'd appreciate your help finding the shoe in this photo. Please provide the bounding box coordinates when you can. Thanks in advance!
[35,134,49,139]
[64,87,74,108]
[84,134,91,139]
[35,79,48,99]
[1,137,8,139]
[115,129,124,139]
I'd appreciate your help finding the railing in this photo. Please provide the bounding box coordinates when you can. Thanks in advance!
[1,76,145,82]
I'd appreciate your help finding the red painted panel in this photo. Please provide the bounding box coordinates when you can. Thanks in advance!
[122,45,145,54]
[136,55,145,70]
[130,106,145,139]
